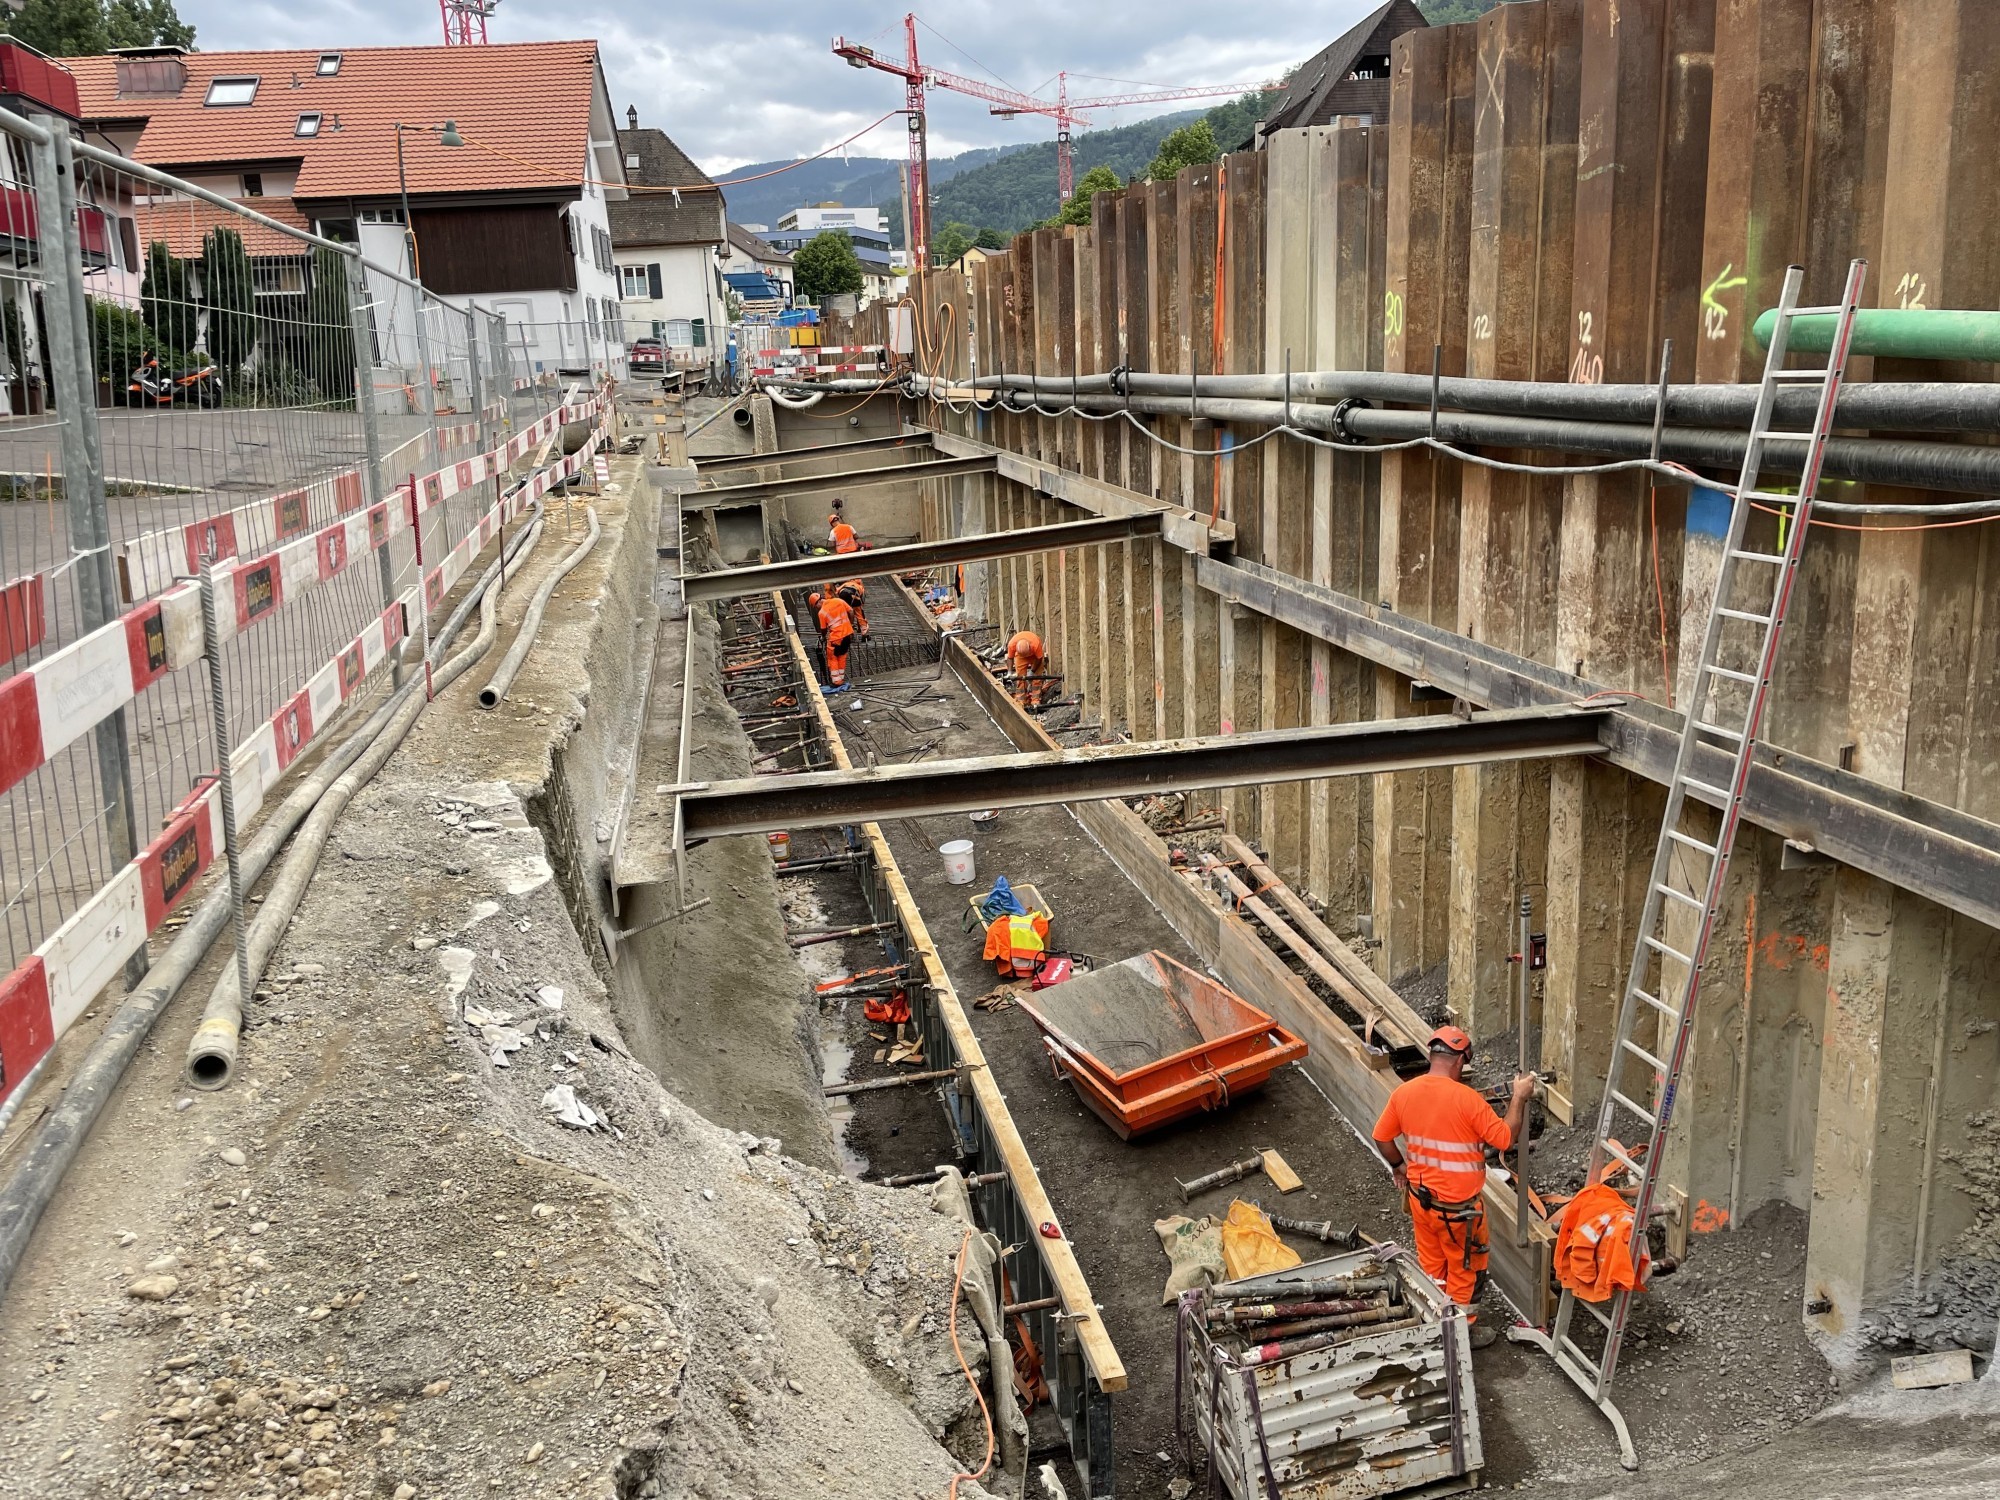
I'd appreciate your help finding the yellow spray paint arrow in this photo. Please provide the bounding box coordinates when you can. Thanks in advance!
[1702,263,1749,314]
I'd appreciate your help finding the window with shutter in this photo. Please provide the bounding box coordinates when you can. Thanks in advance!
[691,319,705,348]
[647,263,662,300]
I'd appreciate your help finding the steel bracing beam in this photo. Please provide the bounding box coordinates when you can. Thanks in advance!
[687,455,994,507]
[682,513,1165,602]
[691,432,935,473]
[675,704,1611,838]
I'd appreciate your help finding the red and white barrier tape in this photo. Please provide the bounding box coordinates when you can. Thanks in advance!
[0,416,609,1103]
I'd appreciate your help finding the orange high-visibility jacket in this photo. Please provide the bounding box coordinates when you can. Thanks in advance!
[816,594,855,634]
[1372,1074,1511,1204]
[831,522,860,554]
[1554,1182,1649,1299]
[1007,630,1045,669]
[982,911,1049,972]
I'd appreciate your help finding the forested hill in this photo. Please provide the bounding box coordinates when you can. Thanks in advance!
[710,86,1279,246]
[714,145,1026,233]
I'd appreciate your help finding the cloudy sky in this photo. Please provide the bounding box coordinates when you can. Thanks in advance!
[176,1,1385,172]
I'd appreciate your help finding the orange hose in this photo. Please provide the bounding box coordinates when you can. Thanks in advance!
[946,1228,995,1500]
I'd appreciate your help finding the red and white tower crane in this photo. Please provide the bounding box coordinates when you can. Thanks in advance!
[835,13,1284,268]
[440,0,498,45]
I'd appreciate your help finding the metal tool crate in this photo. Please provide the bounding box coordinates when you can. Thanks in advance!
[1179,1246,1482,1499]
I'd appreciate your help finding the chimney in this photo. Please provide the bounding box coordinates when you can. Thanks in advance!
[626,105,637,129]
[111,46,188,98]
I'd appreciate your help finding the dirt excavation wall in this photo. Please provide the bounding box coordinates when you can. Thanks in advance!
[0,456,996,1499]
[836,0,2000,1370]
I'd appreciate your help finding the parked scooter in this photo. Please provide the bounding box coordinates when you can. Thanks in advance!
[128,352,223,407]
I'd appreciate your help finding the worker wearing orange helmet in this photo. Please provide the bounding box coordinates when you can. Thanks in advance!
[831,520,860,554]
[1372,1026,1536,1347]
[1006,630,1046,705]
[811,589,857,688]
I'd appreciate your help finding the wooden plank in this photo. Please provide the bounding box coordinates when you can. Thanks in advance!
[776,596,1126,1393]
[1260,1149,1304,1194]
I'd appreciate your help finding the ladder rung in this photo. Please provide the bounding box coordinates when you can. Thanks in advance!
[1768,368,1829,381]
[1753,430,1814,441]
[1681,777,1734,803]
[1557,1336,1603,1373]
[1715,607,1773,625]
[1658,883,1705,910]
[1666,830,1719,857]
[1610,1088,1658,1126]
[1694,719,1745,742]
[1631,987,1679,1019]
[1702,663,1758,684]
[1644,934,1695,966]
[1784,304,1846,317]
[1620,1036,1667,1073]
[1600,1139,1646,1178]
[1729,548,1787,564]
[1744,489,1803,503]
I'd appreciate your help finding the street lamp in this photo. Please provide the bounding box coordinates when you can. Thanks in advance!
[392,120,463,280]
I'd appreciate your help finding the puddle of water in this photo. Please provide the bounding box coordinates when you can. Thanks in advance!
[821,1026,872,1179]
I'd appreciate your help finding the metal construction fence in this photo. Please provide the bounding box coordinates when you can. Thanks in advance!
[0,106,612,1105]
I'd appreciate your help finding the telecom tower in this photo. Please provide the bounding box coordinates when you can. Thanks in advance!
[440,0,498,44]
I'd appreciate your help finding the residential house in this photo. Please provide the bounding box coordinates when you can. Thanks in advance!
[607,107,725,373]
[1247,0,1426,143]
[65,41,630,389]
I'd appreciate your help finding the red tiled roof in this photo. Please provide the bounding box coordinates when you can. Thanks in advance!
[131,194,316,258]
[64,41,604,200]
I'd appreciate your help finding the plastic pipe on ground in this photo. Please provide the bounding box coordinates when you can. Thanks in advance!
[185,510,548,1089]
[0,512,540,1298]
[477,505,600,710]
[1753,307,2000,362]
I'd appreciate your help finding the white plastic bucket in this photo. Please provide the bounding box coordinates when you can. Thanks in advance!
[939,839,977,885]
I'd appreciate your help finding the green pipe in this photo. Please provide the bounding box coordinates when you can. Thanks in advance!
[1752,307,2000,362]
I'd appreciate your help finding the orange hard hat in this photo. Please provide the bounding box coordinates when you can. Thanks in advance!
[808,591,822,607]
[1429,1025,1473,1056]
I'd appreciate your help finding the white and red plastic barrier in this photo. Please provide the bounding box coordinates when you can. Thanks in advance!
[0,405,609,1104]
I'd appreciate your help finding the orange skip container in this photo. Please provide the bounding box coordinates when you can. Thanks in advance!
[1016,951,1308,1140]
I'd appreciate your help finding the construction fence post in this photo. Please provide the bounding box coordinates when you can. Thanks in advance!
[31,116,146,986]
[344,252,405,687]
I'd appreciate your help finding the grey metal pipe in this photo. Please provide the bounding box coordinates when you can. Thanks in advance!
[886,375,2000,501]
[477,505,600,709]
[186,509,546,1089]
[0,525,517,1298]
[956,367,2000,434]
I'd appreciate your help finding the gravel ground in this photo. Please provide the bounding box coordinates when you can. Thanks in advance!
[0,453,999,1500]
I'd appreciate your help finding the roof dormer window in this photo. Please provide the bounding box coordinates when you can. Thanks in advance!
[205,76,260,106]
[316,53,342,76]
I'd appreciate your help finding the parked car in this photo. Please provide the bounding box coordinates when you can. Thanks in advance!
[628,337,664,372]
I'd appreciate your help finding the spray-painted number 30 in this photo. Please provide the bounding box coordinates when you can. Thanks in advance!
[1384,291,1405,340]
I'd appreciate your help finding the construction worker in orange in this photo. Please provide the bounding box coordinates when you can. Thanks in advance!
[836,578,869,637]
[810,590,858,688]
[831,520,861,554]
[1006,629,1045,703]
[1371,1026,1536,1347]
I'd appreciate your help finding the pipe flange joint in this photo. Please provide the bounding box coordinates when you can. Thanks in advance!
[1327,397,1372,442]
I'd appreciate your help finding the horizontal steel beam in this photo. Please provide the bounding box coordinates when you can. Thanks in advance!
[682,513,1165,602]
[676,705,1611,838]
[1203,555,2000,933]
[688,455,994,507]
[692,432,934,473]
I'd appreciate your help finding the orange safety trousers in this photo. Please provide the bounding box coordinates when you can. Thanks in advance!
[1406,1188,1489,1312]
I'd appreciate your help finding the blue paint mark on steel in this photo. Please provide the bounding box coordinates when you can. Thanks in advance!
[1688,486,1733,539]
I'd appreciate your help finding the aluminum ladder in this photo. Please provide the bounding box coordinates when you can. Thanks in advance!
[1508,260,1868,1469]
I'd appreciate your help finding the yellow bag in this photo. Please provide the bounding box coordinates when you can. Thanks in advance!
[1219,1199,1304,1282]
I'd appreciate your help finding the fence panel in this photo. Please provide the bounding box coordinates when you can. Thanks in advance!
[1,113,613,1101]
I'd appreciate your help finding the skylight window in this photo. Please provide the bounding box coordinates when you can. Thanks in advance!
[316,53,342,76]
[205,76,260,107]
[296,112,322,137]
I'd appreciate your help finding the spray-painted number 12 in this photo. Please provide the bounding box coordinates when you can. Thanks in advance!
[1569,309,1603,385]
[1895,272,1928,311]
